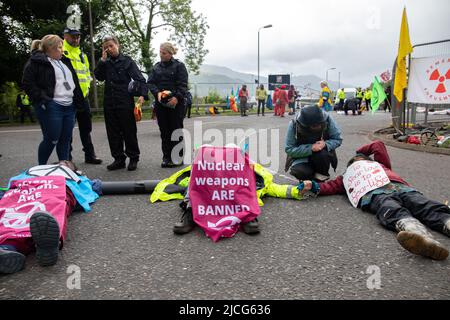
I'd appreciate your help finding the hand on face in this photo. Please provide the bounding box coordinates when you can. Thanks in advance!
[102,40,119,60]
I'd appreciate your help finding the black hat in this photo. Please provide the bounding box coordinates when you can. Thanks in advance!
[296,105,325,128]
[64,27,81,35]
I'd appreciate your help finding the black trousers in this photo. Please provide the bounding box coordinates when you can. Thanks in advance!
[257,100,265,115]
[365,99,371,110]
[19,106,34,123]
[155,104,184,163]
[104,107,140,162]
[367,191,450,232]
[338,99,344,111]
[76,98,96,158]
[289,149,332,180]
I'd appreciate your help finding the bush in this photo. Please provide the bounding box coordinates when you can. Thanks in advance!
[206,89,223,104]
[0,82,20,122]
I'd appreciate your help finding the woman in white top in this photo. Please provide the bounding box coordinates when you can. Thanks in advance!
[22,35,83,165]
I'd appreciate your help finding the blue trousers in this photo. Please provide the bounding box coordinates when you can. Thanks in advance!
[34,101,76,165]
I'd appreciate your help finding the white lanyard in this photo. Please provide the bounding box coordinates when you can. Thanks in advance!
[54,60,68,81]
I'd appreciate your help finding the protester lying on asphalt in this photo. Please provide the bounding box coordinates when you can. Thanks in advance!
[298,140,450,260]
[0,161,100,274]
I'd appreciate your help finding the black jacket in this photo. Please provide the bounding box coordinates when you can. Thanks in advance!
[22,51,83,109]
[94,53,147,109]
[147,58,188,107]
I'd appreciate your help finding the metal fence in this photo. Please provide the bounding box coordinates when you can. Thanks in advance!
[399,39,450,129]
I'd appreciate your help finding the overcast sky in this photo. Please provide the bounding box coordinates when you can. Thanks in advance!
[152,0,450,87]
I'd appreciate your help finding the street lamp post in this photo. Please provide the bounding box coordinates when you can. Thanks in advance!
[338,71,341,89]
[258,24,272,86]
[326,67,336,83]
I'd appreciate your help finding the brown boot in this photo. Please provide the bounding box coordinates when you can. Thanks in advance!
[396,217,449,260]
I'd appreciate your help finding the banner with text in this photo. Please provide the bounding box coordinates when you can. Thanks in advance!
[0,176,67,244]
[189,146,260,242]
[343,161,390,208]
[407,55,450,104]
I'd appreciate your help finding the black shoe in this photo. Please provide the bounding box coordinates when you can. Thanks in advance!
[161,159,181,168]
[313,173,330,182]
[0,249,26,274]
[128,159,138,171]
[85,156,103,165]
[161,159,171,168]
[30,211,60,267]
[107,160,126,171]
[241,218,260,235]
[173,208,196,235]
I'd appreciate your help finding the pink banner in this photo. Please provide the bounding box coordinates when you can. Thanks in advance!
[0,176,68,245]
[189,146,260,242]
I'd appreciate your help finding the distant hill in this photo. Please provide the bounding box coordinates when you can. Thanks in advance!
[189,64,355,97]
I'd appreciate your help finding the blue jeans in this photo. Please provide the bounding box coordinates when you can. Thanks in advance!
[34,101,76,165]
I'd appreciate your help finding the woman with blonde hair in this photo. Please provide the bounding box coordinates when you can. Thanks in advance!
[22,35,83,165]
[147,42,188,168]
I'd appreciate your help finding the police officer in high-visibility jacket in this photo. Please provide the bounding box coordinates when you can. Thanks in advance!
[356,87,364,110]
[63,28,102,165]
[16,91,35,123]
[337,88,346,111]
[364,88,372,111]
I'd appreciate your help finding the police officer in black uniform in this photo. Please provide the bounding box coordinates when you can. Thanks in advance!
[147,42,189,168]
[94,35,147,171]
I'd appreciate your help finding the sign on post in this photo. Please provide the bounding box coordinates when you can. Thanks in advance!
[268,74,290,91]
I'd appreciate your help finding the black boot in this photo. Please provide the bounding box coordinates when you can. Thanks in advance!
[30,211,60,266]
[0,248,26,274]
[241,218,260,235]
[85,155,103,165]
[396,217,449,260]
[107,159,126,171]
[128,159,138,171]
[173,208,195,235]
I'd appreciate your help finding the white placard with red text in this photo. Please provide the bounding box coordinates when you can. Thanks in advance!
[343,161,390,208]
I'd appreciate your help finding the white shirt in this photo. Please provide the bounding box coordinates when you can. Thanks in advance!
[47,57,76,106]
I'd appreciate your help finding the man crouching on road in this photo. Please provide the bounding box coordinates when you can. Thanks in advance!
[285,105,342,182]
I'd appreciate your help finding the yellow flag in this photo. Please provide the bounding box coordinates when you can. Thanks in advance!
[393,8,413,102]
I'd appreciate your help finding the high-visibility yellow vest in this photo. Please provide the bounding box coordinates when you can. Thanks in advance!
[356,90,363,98]
[338,90,346,99]
[150,162,303,205]
[63,40,91,98]
[364,90,372,100]
[20,94,30,106]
